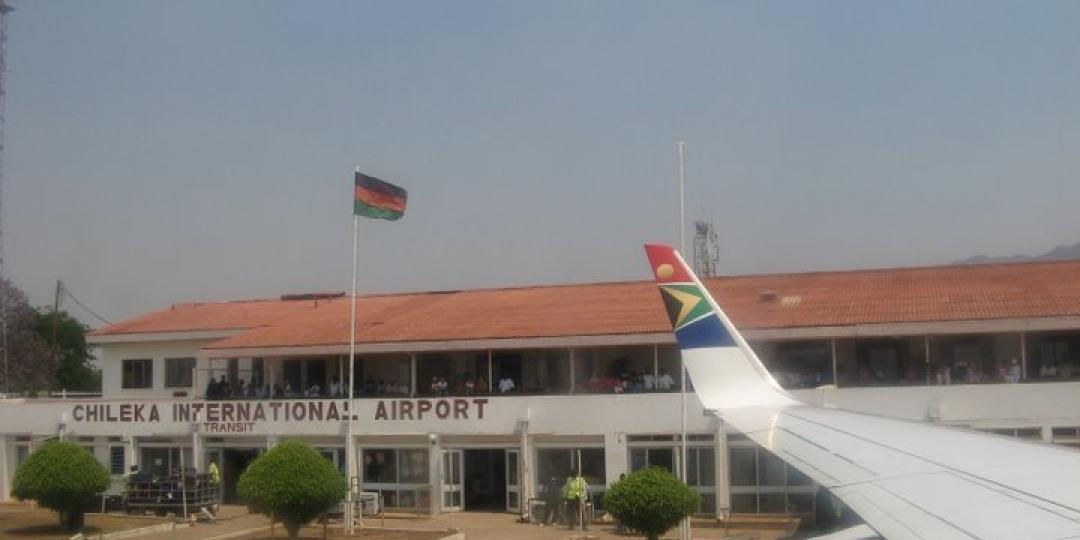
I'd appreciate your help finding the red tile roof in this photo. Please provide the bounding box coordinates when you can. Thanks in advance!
[89,259,1080,350]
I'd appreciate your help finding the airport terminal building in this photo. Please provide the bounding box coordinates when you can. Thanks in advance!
[4,259,1080,522]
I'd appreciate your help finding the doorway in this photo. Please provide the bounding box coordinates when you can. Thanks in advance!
[463,449,506,511]
[221,448,262,504]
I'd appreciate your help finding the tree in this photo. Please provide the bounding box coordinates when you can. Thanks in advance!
[10,440,110,531]
[237,439,347,539]
[32,309,99,392]
[0,277,54,394]
[604,466,700,540]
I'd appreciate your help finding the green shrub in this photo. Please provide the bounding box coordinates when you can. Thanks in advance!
[237,439,347,539]
[10,440,110,531]
[604,466,699,540]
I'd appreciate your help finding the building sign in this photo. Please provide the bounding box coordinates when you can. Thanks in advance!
[373,398,489,421]
[70,398,491,433]
[72,400,359,434]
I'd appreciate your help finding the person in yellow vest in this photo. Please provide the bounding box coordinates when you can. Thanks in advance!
[562,470,589,531]
[208,459,221,486]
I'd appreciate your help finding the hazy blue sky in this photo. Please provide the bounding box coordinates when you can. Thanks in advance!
[5,1,1080,324]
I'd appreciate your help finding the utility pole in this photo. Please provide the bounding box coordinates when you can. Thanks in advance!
[52,280,62,353]
[0,0,14,395]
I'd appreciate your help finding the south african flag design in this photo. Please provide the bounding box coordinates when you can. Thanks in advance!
[656,282,735,349]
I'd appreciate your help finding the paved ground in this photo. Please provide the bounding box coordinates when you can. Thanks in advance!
[0,503,169,540]
[367,512,795,540]
[113,506,796,540]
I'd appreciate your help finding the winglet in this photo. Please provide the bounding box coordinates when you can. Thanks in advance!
[644,243,796,411]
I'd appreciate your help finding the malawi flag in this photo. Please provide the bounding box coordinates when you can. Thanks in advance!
[354,172,407,220]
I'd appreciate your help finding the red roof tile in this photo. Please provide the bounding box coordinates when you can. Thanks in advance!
[89,259,1080,350]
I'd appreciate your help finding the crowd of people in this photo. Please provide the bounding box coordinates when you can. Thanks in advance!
[583,371,677,393]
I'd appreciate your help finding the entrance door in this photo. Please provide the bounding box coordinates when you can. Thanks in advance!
[506,449,521,513]
[222,448,262,504]
[441,450,463,512]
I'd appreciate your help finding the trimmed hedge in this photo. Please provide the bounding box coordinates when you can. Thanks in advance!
[604,466,699,540]
[11,440,110,531]
[237,439,346,539]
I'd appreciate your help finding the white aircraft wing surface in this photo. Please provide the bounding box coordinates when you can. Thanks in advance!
[644,244,1080,540]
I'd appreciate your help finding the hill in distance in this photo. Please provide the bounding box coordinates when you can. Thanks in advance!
[954,240,1080,265]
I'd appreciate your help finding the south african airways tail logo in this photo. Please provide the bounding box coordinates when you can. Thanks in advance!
[645,244,736,350]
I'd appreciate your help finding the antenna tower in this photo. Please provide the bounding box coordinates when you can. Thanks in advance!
[692,220,719,278]
[0,0,13,394]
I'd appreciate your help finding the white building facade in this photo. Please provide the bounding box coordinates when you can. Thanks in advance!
[4,259,1080,523]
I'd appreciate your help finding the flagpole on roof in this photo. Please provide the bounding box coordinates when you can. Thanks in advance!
[676,141,691,540]
[346,168,360,534]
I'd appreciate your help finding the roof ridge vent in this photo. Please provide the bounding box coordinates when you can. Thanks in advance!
[280,291,346,301]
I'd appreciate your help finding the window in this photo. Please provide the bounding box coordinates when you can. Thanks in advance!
[535,448,606,497]
[165,358,195,388]
[122,359,153,389]
[362,448,429,484]
[630,447,674,473]
[728,436,817,515]
[110,446,126,475]
[16,445,30,468]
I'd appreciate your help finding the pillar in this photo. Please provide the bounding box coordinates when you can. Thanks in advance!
[428,434,442,514]
[604,431,628,488]
[715,420,730,519]
[1020,332,1028,380]
[829,339,838,386]
[0,435,9,502]
[410,353,418,397]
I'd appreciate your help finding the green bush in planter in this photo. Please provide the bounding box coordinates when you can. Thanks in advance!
[11,440,110,531]
[604,466,699,540]
[237,439,347,540]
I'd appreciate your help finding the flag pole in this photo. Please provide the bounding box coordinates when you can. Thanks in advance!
[676,141,690,540]
[346,170,360,534]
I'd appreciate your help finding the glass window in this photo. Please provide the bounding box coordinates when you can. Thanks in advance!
[363,449,398,483]
[536,448,605,489]
[417,351,487,396]
[729,447,756,486]
[165,358,195,388]
[362,448,428,485]
[629,447,674,474]
[16,446,30,468]
[688,447,715,487]
[731,493,756,513]
[109,446,125,475]
[122,359,153,389]
[399,449,429,483]
[757,450,786,486]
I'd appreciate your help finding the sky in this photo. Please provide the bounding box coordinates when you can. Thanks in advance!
[4,1,1080,325]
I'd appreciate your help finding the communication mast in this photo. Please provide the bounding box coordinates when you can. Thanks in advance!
[692,219,719,278]
[0,0,13,394]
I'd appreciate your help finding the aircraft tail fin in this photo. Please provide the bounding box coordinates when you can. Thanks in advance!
[643,243,796,411]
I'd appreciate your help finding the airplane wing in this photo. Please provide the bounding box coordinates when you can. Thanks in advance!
[643,243,1080,540]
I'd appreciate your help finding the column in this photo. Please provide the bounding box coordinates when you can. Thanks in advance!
[924,335,932,385]
[191,427,202,471]
[1020,332,1028,380]
[715,420,730,520]
[127,435,138,470]
[569,349,576,394]
[429,435,442,514]
[0,435,9,502]
[829,339,838,387]
[604,431,628,488]
[410,353,418,397]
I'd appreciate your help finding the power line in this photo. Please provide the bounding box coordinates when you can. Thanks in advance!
[62,285,113,326]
